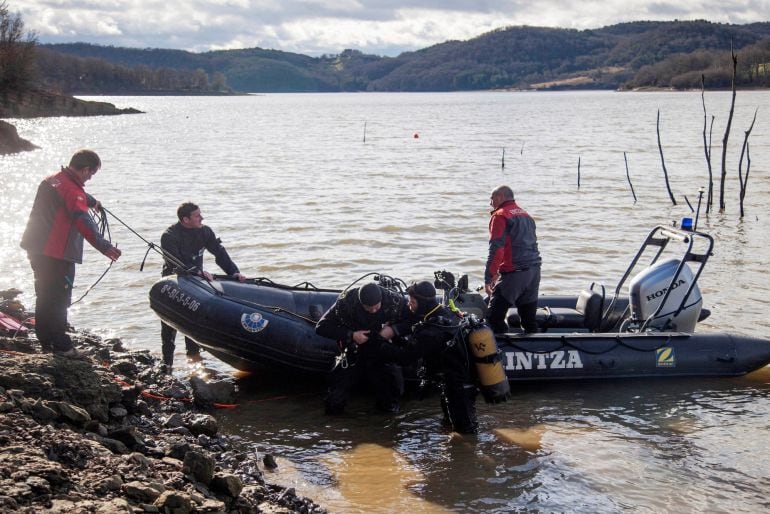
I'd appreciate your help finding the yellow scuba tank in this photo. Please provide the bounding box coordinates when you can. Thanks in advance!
[467,321,511,404]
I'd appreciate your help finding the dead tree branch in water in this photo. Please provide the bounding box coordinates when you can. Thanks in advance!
[738,108,758,218]
[701,75,715,213]
[657,109,676,205]
[624,152,637,204]
[720,44,738,212]
[577,156,581,189]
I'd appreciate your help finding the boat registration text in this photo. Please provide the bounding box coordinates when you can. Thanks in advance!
[503,350,583,370]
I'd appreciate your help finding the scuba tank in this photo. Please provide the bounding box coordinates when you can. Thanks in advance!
[465,316,511,404]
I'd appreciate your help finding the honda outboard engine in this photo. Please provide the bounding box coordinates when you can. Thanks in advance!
[628,258,702,332]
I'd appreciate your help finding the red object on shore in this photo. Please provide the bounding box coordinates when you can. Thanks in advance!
[0,311,28,334]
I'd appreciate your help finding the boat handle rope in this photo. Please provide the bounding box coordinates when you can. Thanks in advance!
[501,334,675,356]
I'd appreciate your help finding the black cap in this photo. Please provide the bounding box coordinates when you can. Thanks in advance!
[407,280,436,300]
[358,283,382,306]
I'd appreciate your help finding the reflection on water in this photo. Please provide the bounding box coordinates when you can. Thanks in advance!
[213,368,770,512]
[3,91,770,511]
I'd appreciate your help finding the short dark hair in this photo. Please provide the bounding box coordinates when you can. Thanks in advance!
[69,149,101,171]
[177,202,199,221]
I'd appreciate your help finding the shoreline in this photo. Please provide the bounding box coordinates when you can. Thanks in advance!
[0,298,326,513]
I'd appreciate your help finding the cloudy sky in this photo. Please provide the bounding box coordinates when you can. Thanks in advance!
[15,0,770,57]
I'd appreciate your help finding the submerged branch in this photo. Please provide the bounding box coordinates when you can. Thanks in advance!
[624,152,637,204]
[657,109,676,205]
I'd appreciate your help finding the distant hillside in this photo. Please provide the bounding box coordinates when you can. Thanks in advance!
[41,20,770,93]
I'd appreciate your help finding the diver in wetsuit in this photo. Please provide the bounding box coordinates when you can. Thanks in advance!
[315,282,412,415]
[364,281,479,434]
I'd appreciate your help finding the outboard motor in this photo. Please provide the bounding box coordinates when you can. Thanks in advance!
[629,258,702,332]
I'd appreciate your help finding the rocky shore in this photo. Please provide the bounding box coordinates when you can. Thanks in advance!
[0,120,38,155]
[0,322,325,513]
[1,89,143,155]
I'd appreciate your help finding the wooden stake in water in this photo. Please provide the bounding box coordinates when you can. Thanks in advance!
[577,156,581,189]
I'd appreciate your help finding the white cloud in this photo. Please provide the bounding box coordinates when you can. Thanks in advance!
[15,0,770,56]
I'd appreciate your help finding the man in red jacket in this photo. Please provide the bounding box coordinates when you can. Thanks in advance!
[484,185,542,333]
[20,149,121,357]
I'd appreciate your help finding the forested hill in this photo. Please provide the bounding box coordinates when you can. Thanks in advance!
[42,20,770,93]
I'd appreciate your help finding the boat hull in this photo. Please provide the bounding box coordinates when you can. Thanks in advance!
[149,276,770,380]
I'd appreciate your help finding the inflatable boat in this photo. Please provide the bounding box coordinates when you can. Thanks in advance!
[149,226,770,381]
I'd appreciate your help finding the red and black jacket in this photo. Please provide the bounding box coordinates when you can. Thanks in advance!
[485,200,541,284]
[20,168,114,263]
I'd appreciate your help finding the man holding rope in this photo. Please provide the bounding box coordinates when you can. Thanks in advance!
[20,149,122,358]
[160,202,245,367]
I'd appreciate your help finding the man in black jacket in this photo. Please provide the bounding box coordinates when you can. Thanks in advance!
[315,282,412,415]
[160,202,245,366]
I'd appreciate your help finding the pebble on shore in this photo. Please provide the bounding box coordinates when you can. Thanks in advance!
[0,302,325,513]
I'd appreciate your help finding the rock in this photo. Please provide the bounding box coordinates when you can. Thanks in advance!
[109,405,129,419]
[111,360,139,377]
[154,490,193,513]
[27,399,58,423]
[183,450,215,485]
[263,453,278,470]
[93,475,124,494]
[0,120,37,155]
[0,495,19,510]
[166,439,192,461]
[122,480,162,503]
[52,401,91,427]
[187,414,218,437]
[107,426,144,449]
[190,376,237,406]
[95,498,132,513]
[163,413,185,429]
[100,437,130,455]
[211,472,243,498]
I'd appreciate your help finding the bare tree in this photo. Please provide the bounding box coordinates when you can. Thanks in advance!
[738,108,758,218]
[700,74,715,213]
[719,44,738,212]
[0,0,37,93]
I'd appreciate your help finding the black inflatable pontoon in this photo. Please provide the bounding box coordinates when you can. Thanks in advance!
[149,226,770,380]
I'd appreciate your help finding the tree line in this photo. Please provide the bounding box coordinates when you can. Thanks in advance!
[0,0,231,97]
[3,1,770,95]
[45,20,770,93]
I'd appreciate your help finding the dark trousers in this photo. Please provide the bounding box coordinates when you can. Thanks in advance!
[487,297,539,333]
[487,267,541,333]
[160,321,200,366]
[29,254,76,352]
[325,358,404,414]
[441,381,479,434]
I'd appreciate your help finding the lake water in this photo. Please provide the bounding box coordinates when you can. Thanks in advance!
[2,91,770,512]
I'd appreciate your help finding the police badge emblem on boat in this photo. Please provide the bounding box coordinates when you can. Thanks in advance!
[241,312,269,333]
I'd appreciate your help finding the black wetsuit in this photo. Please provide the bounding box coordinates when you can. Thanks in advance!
[374,304,479,434]
[315,286,412,414]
